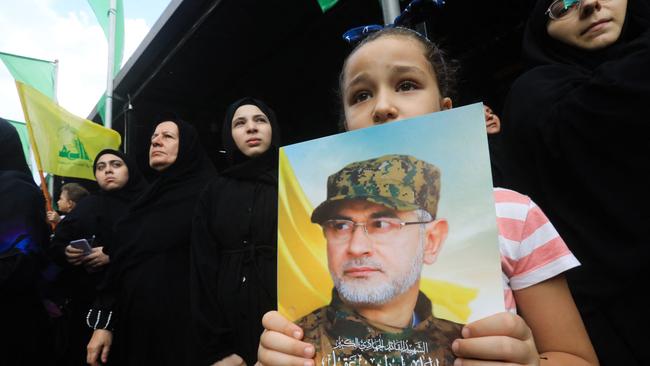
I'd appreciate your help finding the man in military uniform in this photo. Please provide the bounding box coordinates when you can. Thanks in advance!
[296,154,462,366]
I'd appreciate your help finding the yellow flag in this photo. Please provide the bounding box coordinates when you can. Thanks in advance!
[16,81,121,180]
[278,149,478,324]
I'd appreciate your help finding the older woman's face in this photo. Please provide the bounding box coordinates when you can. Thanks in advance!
[149,121,179,171]
[231,104,273,158]
[546,0,628,50]
[95,153,129,191]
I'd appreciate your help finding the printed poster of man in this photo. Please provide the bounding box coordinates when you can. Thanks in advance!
[278,103,504,366]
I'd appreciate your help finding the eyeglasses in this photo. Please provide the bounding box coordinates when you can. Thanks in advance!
[545,0,582,20]
[321,218,432,243]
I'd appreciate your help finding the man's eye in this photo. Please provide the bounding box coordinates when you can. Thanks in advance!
[328,221,351,231]
[370,219,390,229]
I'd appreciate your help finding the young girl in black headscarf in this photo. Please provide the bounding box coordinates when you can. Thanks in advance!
[500,1,650,364]
[191,97,280,366]
[86,118,215,366]
[49,148,147,365]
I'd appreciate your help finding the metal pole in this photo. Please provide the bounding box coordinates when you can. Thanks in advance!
[49,59,59,195]
[105,0,117,129]
[53,59,59,104]
[381,0,400,25]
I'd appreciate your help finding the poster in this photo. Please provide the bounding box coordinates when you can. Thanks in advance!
[278,103,503,365]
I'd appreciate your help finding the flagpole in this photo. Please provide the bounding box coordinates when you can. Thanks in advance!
[48,59,59,198]
[16,81,55,229]
[381,0,400,24]
[105,0,117,130]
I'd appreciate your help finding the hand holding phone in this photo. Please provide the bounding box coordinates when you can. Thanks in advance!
[69,238,92,255]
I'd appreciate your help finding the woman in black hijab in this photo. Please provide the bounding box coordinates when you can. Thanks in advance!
[86,118,216,366]
[49,148,147,365]
[191,98,280,366]
[500,1,650,364]
[0,118,52,364]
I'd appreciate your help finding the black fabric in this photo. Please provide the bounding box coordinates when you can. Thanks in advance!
[191,98,280,365]
[1,118,53,365]
[500,2,650,365]
[221,97,281,167]
[48,148,147,365]
[0,117,30,175]
[102,119,215,365]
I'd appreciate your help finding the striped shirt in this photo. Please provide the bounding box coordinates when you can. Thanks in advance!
[495,188,580,313]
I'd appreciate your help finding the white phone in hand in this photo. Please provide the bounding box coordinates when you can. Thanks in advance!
[69,238,92,255]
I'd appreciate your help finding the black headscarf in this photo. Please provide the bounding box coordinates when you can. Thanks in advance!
[523,0,650,69]
[501,0,650,291]
[93,149,148,203]
[110,118,216,274]
[0,118,31,175]
[191,99,279,365]
[0,119,52,365]
[92,149,148,254]
[221,97,281,175]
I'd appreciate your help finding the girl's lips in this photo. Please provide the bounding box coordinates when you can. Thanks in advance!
[247,138,261,146]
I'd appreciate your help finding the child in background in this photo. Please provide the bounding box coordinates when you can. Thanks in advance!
[46,182,89,225]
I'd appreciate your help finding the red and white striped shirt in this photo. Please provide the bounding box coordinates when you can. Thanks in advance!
[494,188,580,313]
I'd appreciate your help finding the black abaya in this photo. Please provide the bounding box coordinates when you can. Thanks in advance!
[0,118,53,365]
[500,2,650,364]
[191,98,280,365]
[95,119,215,365]
[49,148,147,365]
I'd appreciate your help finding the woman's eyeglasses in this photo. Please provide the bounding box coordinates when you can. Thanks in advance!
[546,0,582,20]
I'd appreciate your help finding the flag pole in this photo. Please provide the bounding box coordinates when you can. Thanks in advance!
[105,0,117,130]
[16,81,55,229]
[381,0,400,24]
[48,59,59,198]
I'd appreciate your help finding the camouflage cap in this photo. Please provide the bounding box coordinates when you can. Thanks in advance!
[311,154,441,224]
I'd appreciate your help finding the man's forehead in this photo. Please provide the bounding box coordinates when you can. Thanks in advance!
[328,199,410,218]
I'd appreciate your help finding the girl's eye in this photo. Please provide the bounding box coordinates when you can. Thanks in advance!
[256,117,268,123]
[397,81,417,92]
[351,91,372,104]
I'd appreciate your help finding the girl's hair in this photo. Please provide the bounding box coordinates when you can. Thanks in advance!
[337,27,459,131]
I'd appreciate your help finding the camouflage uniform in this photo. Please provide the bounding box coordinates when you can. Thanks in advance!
[302,155,459,365]
[297,290,462,366]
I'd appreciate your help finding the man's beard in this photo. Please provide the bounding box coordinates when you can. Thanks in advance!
[331,241,424,306]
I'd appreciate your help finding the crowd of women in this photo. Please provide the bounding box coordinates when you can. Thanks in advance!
[1,0,647,365]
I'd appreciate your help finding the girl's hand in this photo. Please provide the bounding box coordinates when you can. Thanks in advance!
[452,312,540,366]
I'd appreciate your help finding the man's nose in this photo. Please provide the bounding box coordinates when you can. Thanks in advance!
[346,223,373,257]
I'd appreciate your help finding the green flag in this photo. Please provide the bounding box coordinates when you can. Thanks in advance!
[87,0,125,76]
[7,119,31,167]
[0,51,56,100]
[317,0,340,12]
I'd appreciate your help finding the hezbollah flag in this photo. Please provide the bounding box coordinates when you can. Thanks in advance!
[16,81,121,180]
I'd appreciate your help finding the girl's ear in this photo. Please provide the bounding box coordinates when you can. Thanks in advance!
[441,97,453,110]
